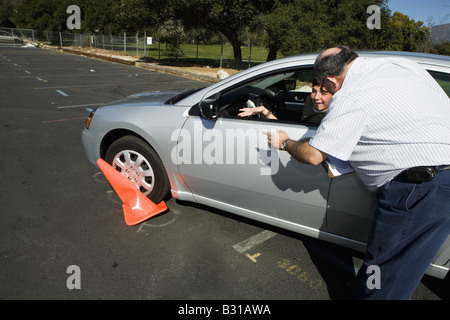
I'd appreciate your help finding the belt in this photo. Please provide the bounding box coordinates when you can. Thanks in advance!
[436,165,450,172]
[401,165,450,182]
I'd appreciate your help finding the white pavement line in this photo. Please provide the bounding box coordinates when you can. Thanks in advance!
[57,103,103,109]
[56,90,68,97]
[41,117,87,124]
[35,84,129,90]
[232,230,277,254]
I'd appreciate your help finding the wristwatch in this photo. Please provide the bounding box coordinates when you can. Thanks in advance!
[281,139,289,151]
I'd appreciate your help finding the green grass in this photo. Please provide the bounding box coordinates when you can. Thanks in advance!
[105,42,270,68]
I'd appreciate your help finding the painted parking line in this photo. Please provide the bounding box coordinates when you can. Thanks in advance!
[41,116,87,124]
[232,230,277,254]
[33,80,196,91]
[56,103,103,109]
[35,84,135,90]
[56,90,69,97]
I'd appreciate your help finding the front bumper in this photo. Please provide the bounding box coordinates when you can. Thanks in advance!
[81,127,101,166]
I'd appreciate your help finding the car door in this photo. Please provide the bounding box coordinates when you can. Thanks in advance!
[175,67,332,232]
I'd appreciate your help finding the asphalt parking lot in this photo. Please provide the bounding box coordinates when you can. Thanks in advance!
[0,44,447,303]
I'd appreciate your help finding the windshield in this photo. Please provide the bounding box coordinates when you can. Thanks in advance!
[165,87,204,105]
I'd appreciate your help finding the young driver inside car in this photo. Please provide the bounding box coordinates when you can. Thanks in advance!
[237,78,332,125]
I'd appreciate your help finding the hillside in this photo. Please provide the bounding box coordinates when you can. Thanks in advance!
[432,23,450,44]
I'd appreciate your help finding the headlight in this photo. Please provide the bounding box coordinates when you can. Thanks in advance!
[85,108,97,129]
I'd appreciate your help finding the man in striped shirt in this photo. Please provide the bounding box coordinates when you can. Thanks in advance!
[266,46,450,299]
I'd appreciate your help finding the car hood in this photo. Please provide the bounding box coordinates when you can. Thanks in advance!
[103,90,187,107]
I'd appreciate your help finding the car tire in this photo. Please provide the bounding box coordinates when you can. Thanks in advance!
[104,135,170,203]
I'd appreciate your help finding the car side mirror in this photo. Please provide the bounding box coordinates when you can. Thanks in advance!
[199,99,219,120]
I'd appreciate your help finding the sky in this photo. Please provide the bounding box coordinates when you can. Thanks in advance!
[387,0,450,25]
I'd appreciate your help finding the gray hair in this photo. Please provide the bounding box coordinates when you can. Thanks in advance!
[314,46,359,82]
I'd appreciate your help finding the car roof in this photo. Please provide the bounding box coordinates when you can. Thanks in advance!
[241,50,450,68]
[180,51,450,105]
[358,50,450,67]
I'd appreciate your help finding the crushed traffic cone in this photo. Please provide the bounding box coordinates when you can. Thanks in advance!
[97,158,168,226]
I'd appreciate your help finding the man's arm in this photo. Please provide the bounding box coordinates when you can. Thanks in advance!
[265,130,328,165]
[285,138,328,165]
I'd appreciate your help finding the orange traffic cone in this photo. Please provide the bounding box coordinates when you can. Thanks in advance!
[97,158,168,226]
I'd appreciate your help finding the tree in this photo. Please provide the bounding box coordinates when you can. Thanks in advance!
[171,0,280,67]
[261,0,391,60]
[14,0,153,34]
[15,0,72,31]
[82,0,122,34]
[262,0,331,59]
[327,0,391,49]
[0,1,15,27]
[432,41,450,55]
[9,0,443,60]
[386,11,429,51]
[157,19,186,58]
[111,0,167,33]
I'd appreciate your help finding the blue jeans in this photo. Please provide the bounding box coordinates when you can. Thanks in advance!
[354,168,450,300]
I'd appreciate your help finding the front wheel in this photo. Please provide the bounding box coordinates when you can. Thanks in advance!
[104,135,170,203]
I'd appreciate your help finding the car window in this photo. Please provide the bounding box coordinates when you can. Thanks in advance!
[428,71,450,98]
[213,67,318,123]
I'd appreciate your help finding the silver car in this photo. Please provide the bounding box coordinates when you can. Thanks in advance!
[82,51,450,279]
[0,30,23,44]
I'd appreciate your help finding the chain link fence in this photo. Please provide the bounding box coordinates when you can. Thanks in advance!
[0,27,267,68]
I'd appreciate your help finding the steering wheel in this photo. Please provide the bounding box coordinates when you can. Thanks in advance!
[221,90,278,118]
[255,90,277,118]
